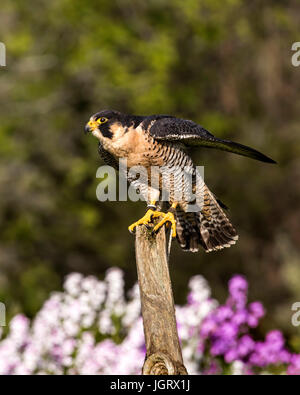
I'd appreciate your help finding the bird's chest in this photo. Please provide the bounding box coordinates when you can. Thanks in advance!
[126,137,171,168]
[104,129,170,168]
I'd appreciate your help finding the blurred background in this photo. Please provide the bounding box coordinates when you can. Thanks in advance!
[0,0,299,346]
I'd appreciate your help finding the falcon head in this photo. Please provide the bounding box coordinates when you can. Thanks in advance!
[84,109,125,140]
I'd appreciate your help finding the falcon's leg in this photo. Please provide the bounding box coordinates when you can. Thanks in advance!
[152,202,178,238]
[128,200,165,234]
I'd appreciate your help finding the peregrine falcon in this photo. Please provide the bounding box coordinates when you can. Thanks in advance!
[85,110,275,253]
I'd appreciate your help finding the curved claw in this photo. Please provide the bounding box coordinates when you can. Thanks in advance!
[152,212,177,238]
[129,209,177,238]
[128,209,160,234]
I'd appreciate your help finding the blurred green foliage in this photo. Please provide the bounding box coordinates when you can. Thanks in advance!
[0,0,300,344]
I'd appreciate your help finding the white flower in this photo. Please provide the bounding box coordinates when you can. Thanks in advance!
[89,282,106,309]
[232,360,245,375]
[81,312,96,329]
[98,309,114,335]
[0,268,222,375]
[63,319,79,337]
[64,273,83,297]
[81,276,98,292]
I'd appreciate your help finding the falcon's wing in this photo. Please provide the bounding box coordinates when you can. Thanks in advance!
[149,118,276,163]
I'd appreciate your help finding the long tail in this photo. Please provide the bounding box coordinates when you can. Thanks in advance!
[175,185,238,253]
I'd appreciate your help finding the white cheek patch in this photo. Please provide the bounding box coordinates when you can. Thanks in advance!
[111,125,123,140]
[92,129,102,140]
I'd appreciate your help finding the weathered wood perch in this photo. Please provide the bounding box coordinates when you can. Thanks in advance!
[135,225,188,375]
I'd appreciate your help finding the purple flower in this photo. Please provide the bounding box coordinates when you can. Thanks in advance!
[218,322,238,340]
[279,350,291,364]
[232,309,248,326]
[247,315,259,328]
[211,339,231,356]
[229,275,248,297]
[225,348,239,363]
[248,330,290,368]
[227,275,248,310]
[248,302,265,319]
[265,330,284,351]
[237,335,255,358]
[199,274,298,374]
[0,269,298,376]
[215,306,233,322]
[200,317,216,337]
[249,341,270,367]
[247,302,265,327]
[287,355,300,375]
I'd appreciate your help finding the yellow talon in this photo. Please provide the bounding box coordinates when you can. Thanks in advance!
[128,209,177,237]
[152,212,177,238]
[128,209,159,233]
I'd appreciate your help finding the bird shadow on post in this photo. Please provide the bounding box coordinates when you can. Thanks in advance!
[135,224,188,375]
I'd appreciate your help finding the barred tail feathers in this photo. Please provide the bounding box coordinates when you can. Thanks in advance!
[175,185,238,252]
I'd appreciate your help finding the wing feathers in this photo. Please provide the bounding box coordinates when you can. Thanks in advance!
[193,137,276,163]
[149,118,276,164]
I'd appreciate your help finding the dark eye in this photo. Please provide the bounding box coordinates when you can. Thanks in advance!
[98,117,108,124]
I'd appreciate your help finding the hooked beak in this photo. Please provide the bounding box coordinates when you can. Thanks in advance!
[84,119,99,134]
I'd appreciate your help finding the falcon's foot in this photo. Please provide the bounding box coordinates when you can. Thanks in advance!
[128,209,161,234]
[128,209,177,237]
[152,211,177,238]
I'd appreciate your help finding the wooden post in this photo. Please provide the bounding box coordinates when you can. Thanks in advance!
[135,225,188,375]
